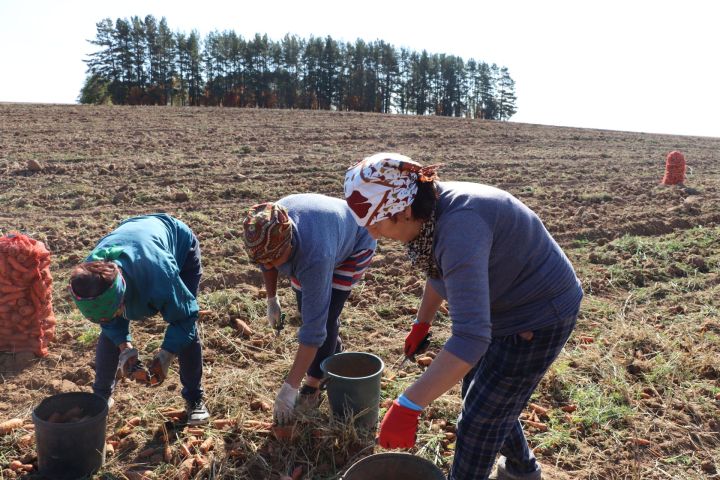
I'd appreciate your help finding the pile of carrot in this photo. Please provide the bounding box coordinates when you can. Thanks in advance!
[0,232,56,357]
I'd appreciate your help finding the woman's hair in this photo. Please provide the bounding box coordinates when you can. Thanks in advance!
[70,261,118,298]
[411,179,439,221]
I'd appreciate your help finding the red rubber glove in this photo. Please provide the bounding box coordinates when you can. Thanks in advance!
[377,400,422,448]
[404,321,431,357]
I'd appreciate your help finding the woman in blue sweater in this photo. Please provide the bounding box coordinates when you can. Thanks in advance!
[344,153,582,480]
[68,214,209,425]
[241,194,376,424]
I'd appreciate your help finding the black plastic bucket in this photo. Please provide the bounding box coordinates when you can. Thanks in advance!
[32,392,108,479]
[320,352,384,432]
[342,452,446,479]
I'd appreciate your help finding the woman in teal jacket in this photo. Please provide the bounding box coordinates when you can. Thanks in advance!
[68,214,210,425]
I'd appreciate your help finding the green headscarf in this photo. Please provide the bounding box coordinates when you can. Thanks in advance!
[70,272,126,323]
[70,246,126,323]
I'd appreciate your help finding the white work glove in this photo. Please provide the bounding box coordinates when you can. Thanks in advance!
[266,296,281,329]
[274,382,298,425]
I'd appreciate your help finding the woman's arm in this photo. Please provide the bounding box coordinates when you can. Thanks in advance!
[403,348,474,407]
[416,279,444,324]
[285,343,320,388]
[262,268,279,298]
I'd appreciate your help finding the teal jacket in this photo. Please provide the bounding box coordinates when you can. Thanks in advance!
[87,214,199,354]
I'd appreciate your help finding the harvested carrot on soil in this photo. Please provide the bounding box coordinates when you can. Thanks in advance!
[523,420,548,432]
[0,418,23,434]
[528,403,549,416]
[212,418,236,429]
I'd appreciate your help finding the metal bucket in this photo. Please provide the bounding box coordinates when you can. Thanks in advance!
[342,452,446,479]
[320,352,384,432]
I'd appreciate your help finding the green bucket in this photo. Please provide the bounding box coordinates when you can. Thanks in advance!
[320,351,384,432]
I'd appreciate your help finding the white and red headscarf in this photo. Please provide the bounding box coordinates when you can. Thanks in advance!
[343,153,439,227]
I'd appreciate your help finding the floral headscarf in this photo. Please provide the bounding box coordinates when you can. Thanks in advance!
[242,203,293,264]
[343,152,439,226]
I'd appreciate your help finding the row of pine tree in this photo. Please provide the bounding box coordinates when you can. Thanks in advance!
[81,15,517,120]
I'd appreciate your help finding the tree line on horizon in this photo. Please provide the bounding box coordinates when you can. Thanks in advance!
[81,15,517,120]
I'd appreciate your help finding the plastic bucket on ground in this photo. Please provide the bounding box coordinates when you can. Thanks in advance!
[342,452,446,479]
[320,351,384,432]
[32,392,108,479]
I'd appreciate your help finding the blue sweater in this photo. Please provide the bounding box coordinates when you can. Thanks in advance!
[87,214,199,354]
[427,182,583,365]
[275,194,376,347]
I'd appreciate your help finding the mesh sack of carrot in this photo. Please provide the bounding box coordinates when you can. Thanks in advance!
[0,232,56,357]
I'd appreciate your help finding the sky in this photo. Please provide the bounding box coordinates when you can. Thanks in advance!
[1,0,718,138]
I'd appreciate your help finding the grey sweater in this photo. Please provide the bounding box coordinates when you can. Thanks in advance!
[276,194,376,346]
[427,182,583,364]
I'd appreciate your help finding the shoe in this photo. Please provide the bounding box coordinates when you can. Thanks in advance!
[106,397,115,410]
[296,384,323,410]
[493,456,542,480]
[186,399,210,426]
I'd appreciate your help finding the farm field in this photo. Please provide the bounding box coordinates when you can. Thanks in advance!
[1,103,719,479]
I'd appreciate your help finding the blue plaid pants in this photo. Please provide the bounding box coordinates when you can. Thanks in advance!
[449,308,578,480]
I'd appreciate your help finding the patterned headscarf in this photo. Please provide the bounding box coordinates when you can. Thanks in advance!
[69,268,126,324]
[242,202,293,264]
[343,152,439,227]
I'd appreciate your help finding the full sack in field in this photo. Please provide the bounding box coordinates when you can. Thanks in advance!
[0,233,56,357]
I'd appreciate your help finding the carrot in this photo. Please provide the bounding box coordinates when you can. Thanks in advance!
[199,436,214,453]
[137,447,157,459]
[291,465,303,480]
[177,457,196,480]
[528,403,549,416]
[629,437,651,446]
[523,420,548,432]
[163,445,174,463]
[211,418,236,429]
[0,284,25,293]
[179,443,192,458]
[561,404,577,413]
[18,433,34,447]
[417,356,433,367]
[244,420,273,431]
[126,416,142,426]
[0,291,24,304]
[233,318,253,336]
[7,256,30,273]
[0,418,24,434]
[159,408,186,417]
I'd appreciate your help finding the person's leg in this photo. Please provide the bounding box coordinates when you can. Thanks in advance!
[93,333,119,401]
[177,235,204,403]
[306,288,350,381]
[450,314,576,480]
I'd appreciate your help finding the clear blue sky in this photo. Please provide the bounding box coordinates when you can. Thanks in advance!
[1,0,718,137]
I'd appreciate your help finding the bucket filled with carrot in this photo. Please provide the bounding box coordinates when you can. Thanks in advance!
[32,392,109,479]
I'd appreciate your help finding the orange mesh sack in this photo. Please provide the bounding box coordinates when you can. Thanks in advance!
[661,151,686,185]
[0,232,56,357]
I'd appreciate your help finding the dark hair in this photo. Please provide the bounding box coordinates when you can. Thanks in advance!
[411,180,438,221]
[70,261,117,298]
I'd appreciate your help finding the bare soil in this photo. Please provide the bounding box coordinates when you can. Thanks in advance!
[1,104,719,479]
